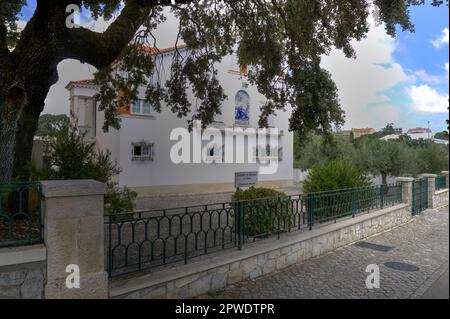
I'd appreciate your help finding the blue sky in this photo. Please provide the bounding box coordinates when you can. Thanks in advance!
[18,1,450,133]
[389,3,449,132]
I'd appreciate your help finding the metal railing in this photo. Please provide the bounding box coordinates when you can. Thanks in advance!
[412,178,428,215]
[106,184,403,277]
[435,175,447,191]
[106,202,237,276]
[0,181,43,247]
[305,183,402,228]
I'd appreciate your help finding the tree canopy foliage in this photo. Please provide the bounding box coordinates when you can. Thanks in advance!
[295,130,449,182]
[35,114,69,137]
[303,159,372,193]
[0,0,448,180]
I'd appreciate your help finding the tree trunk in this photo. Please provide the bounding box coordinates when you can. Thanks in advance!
[0,85,27,181]
[381,173,387,185]
[13,104,42,178]
[0,0,158,181]
[0,114,19,181]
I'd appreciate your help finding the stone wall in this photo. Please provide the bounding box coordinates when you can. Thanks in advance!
[111,203,411,299]
[433,189,449,208]
[0,262,46,299]
[0,245,46,299]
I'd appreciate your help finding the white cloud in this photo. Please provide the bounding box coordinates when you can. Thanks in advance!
[413,69,447,84]
[409,85,449,114]
[445,62,449,73]
[431,28,449,48]
[321,18,410,129]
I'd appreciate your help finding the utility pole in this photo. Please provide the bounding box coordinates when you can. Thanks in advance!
[428,121,431,139]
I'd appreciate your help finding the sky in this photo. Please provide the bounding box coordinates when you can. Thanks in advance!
[18,1,450,133]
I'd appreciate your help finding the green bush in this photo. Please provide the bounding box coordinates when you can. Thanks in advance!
[105,186,138,221]
[304,160,372,193]
[232,187,294,237]
[28,124,137,217]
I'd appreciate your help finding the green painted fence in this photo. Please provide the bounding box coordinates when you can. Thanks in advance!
[435,176,447,191]
[0,181,43,247]
[106,183,403,277]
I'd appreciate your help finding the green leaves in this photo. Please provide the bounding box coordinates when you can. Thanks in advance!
[4,0,449,154]
[304,160,372,193]
[0,0,26,48]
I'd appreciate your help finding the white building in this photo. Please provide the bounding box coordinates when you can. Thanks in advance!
[406,128,432,140]
[66,46,294,196]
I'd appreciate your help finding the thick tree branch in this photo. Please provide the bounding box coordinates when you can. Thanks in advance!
[64,0,194,69]
[65,0,154,68]
[0,22,7,51]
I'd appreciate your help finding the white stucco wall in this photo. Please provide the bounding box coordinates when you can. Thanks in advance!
[69,50,294,190]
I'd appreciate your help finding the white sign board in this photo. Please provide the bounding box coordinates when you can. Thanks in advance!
[235,171,258,189]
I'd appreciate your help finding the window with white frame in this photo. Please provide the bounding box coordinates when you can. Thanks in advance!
[131,99,152,116]
[131,141,154,161]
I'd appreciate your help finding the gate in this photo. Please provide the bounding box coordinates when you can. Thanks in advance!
[412,179,428,215]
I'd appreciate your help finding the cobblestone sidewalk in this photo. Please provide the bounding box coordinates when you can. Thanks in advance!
[200,206,449,299]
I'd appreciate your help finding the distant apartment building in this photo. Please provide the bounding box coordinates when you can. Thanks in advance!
[334,130,352,140]
[392,128,403,135]
[351,128,376,140]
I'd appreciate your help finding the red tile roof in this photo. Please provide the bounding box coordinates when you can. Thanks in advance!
[65,79,96,90]
[407,128,432,134]
[352,128,375,133]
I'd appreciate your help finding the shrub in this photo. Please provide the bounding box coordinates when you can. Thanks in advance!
[232,187,294,237]
[304,159,372,193]
[104,186,138,221]
[28,124,137,216]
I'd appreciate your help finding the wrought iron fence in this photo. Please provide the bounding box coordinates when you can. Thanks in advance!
[106,184,403,277]
[412,178,428,215]
[0,181,43,247]
[106,202,237,277]
[435,175,447,191]
[305,183,402,228]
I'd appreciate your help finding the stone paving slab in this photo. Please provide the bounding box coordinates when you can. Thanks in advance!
[199,206,449,299]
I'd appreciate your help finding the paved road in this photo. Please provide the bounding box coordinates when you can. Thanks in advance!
[135,184,302,210]
[201,206,449,299]
[420,269,449,299]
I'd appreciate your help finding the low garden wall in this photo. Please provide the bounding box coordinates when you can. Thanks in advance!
[0,244,46,299]
[433,189,449,208]
[110,203,410,299]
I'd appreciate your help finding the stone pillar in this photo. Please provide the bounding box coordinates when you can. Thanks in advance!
[421,174,437,209]
[41,180,108,299]
[396,177,414,209]
[442,171,449,189]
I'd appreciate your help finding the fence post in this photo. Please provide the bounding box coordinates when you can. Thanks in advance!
[351,190,356,218]
[422,174,437,209]
[41,180,108,299]
[396,177,414,212]
[380,184,385,210]
[237,201,244,250]
[442,171,449,189]
[307,194,314,230]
